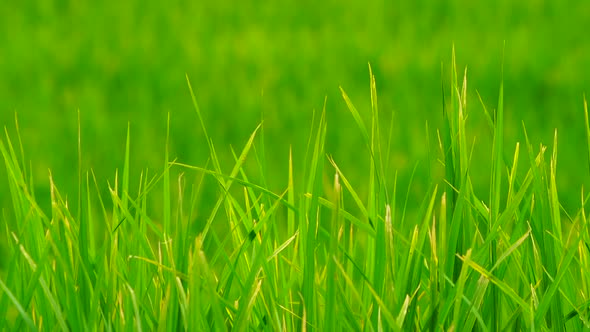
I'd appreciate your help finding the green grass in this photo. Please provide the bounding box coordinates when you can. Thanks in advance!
[2,53,590,330]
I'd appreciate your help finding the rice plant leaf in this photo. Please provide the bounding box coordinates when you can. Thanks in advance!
[125,283,144,332]
[584,95,590,174]
[172,161,295,212]
[340,87,370,150]
[328,157,369,224]
[534,223,583,328]
[324,173,341,331]
[459,253,531,316]
[0,277,35,330]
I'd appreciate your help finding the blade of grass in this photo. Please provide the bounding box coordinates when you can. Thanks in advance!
[488,68,504,330]
[324,173,341,330]
[300,103,327,329]
[0,277,35,330]
[584,95,590,174]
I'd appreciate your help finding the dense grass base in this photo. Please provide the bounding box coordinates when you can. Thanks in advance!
[2,54,590,331]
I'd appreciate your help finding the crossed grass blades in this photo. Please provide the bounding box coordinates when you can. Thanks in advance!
[2,50,590,330]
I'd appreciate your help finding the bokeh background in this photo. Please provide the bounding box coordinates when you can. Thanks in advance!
[1,1,590,229]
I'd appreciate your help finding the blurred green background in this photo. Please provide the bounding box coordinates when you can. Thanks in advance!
[1,1,590,224]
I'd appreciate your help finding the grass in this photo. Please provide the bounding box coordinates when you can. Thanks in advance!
[2,52,590,330]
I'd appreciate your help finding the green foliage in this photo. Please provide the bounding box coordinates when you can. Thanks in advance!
[2,53,590,330]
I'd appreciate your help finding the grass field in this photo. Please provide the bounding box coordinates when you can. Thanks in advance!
[2,1,590,330]
[3,56,590,330]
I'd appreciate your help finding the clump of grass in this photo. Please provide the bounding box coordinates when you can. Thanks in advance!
[2,50,590,330]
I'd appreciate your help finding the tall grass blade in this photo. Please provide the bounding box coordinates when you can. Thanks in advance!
[300,103,327,329]
[585,96,590,174]
[488,71,504,330]
[0,277,35,330]
[324,172,341,330]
